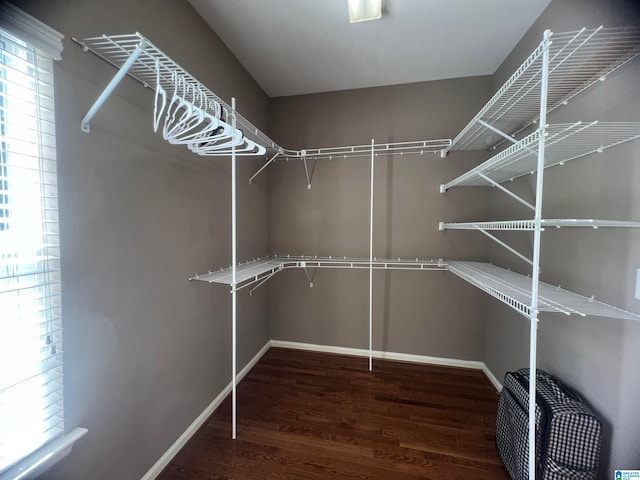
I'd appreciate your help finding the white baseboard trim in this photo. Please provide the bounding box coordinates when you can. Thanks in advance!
[482,363,503,392]
[140,340,271,480]
[271,340,503,391]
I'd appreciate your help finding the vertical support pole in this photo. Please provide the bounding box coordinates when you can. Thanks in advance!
[528,29,551,480]
[369,139,374,372]
[231,98,237,440]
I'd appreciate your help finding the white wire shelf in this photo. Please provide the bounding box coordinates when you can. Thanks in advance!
[440,219,640,231]
[278,255,446,270]
[190,255,446,290]
[74,33,279,153]
[192,256,640,321]
[281,140,452,161]
[447,261,640,321]
[442,122,640,190]
[190,257,286,286]
[73,33,452,172]
[250,139,452,185]
[448,26,640,152]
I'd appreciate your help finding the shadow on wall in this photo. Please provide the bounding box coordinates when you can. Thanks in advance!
[537,312,627,476]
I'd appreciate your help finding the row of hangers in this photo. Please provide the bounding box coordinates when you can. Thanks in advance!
[153,61,266,157]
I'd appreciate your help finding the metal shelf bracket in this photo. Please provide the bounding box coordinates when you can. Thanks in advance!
[80,39,147,133]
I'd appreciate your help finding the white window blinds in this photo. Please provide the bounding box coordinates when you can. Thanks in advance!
[0,24,64,473]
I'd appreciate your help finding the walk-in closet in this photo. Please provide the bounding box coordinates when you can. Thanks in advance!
[1,1,639,479]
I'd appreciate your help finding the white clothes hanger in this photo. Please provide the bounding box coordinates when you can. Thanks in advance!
[153,59,167,133]
[154,70,266,157]
[168,86,209,144]
[163,74,196,140]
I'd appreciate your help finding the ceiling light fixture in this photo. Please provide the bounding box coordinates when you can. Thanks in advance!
[348,0,382,23]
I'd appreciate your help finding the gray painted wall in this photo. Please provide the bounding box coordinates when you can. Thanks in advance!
[482,0,640,474]
[8,1,270,479]
[267,78,494,360]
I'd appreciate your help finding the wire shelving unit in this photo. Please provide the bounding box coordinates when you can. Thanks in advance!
[74,30,454,444]
[447,262,640,321]
[74,26,640,470]
[444,26,640,154]
[440,25,640,480]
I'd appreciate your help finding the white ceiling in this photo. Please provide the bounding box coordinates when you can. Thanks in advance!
[188,0,552,98]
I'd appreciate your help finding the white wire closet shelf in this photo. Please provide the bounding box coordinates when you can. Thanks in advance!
[75,33,276,151]
[442,121,640,190]
[190,255,447,290]
[440,219,640,230]
[249,139,451,186]
[447,261,640,321]
[281,140,452,161]
[73,33,452,169]
[446,26,640,153]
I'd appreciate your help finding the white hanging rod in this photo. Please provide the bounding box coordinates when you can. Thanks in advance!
[445,26,640,153]
[441,121,640,190]
[447,261,640,321]
[440,219,640,230]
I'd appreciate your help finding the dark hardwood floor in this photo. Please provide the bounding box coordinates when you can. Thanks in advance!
[158,348,510,480]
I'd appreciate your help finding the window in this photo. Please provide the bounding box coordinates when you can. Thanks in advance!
[0,5,65,474]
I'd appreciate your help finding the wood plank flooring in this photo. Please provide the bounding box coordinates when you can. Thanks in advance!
[158,348,510,480]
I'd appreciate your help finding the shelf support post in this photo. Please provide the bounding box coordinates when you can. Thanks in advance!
[231,98,237,440]
[476,119,538,155]
[249,151,280,184]
[477,173,535,211]
[528,29,551,480]
[80,40,146,133]
[249,271,277,296]
[473,227,533,266]
[369,139,375,372]
[476,119,520,145]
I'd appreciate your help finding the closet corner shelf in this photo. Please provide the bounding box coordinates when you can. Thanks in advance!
[440,219,640,231]
[191,256,640,322]
[445,26,640,153]
[441,122,640,191]
[190,255,447,290]
[447,261,640,321]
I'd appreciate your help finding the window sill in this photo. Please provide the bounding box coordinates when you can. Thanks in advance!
[0,428,88,480]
